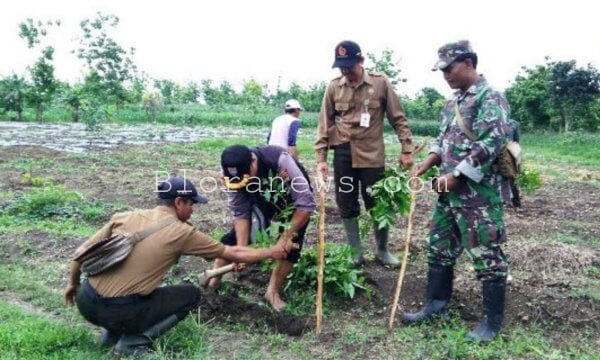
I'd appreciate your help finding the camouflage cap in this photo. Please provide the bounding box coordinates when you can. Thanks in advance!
[432,40,474,71]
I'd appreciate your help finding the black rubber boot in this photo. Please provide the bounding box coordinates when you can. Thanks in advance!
[343,218,364,266]
[467,277,507,342]
[401,264,454,324]
[374,226,400,268]
[114,314,183,355]
[98,328,120,347]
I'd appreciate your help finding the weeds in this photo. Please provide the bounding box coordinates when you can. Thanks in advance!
[5,185,111,223]
[19,173,52,187]
[516,166,542,194]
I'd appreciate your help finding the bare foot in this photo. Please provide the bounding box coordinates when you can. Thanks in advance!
[264,291,286,312]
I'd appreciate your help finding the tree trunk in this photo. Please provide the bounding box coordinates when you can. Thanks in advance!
[115,101,121,121]
[72,105,80,122]
[36,104,43,122]
[17,98,24,121]
[563,107,570,133]
[559,106,568,133]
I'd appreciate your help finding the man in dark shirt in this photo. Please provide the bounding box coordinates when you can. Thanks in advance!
[208,145,316,311]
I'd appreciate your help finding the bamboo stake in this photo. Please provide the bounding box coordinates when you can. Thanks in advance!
[388,189,417,331]
[316,174,326,334]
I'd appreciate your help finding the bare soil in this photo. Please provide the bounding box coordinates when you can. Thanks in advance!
[1,143,599,342]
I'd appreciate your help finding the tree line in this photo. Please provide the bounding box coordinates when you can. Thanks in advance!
[1,13,599,132]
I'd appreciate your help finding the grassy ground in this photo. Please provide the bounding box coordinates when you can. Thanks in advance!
[0,128,599,359]
[1,104,441,137]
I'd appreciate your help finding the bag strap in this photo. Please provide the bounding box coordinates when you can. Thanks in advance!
[131,216,177,244]
[454,104,477,141]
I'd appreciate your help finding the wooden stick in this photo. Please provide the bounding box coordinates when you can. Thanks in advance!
[388,189,417,331]
[198,263,235,287]
[316,174,326,334]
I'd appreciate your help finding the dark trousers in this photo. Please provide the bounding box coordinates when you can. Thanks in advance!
[333,143,385,219]
[221,198,308,263]
[75,281,201,334]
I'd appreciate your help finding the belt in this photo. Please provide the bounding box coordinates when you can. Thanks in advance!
[82,281,141,305]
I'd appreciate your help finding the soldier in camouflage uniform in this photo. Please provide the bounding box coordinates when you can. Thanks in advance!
[402,40,510,342]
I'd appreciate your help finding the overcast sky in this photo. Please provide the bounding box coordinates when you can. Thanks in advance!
[1,0,598,98]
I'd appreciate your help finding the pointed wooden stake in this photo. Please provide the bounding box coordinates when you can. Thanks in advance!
[388,190,417,331]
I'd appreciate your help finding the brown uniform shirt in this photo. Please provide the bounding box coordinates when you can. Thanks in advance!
[315,70,414,168]
[75,206,225,297]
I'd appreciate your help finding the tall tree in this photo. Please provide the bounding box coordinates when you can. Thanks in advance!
[25,46,57,121]
[420,87,444,107]
[0,74,28,121]
[127,74,148,104]
[19,18,59,121]
[366,49,406,89]
[58,82,85,122]
[548,60,600,132]
[298,81,326,112]
[175,81,201,104]
[153,79,179,105]
[505,64,553,130]
[77,13,137,117]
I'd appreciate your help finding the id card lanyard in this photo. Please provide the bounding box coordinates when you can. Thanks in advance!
[360,98,370,127]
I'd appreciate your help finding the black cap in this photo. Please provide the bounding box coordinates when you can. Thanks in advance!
[221,145,252,183]
[157,176,208,204]
[332,40,363,68]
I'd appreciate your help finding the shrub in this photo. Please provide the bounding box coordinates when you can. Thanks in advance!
[285,243,367,300]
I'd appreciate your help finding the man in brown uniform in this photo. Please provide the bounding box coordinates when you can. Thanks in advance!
[64,176,288,355]
[315,40,414,266]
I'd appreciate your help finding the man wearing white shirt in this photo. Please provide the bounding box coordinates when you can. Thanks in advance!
[268,99,303,160]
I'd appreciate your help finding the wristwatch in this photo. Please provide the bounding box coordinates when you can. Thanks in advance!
[452,169,461,178]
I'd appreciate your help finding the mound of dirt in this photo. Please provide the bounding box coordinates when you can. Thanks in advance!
[197,291,313,336]
[508,240,599,275]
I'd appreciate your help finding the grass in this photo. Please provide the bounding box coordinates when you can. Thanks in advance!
[522,132,600,168]
[0,262,74,315]
[548,232,600,250]
[1,127,599,359]
[0,301,107,360]
[2,292,596,360]
[2,103,441,136]
[571,266,600,302]
[391,315,599,360]
[0,298,212,360]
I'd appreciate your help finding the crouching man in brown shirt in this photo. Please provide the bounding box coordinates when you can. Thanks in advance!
[63,176,288,356]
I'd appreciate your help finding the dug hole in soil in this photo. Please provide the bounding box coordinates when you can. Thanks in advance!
[195,267,314,337]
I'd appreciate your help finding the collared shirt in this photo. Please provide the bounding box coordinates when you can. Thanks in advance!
[74,206,225,297]
[315,70,413,168]
[430,76,510,207]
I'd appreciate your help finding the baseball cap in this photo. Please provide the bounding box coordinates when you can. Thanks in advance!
[221,145,252,183]
[157,176,208,204]
[332,40,363,68]
[432,40,474,71]
[284,99,303,111]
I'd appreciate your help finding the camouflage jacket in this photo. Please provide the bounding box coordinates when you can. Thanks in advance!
[430,76,510,208]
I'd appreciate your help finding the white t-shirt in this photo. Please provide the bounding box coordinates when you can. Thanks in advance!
[267,114,301,148]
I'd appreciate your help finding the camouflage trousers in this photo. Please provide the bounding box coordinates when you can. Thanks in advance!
[427,201,508,281]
